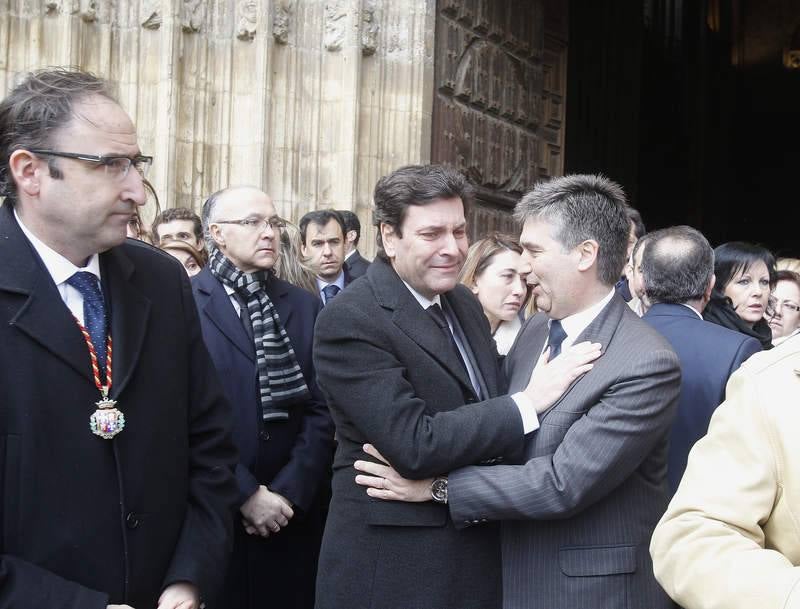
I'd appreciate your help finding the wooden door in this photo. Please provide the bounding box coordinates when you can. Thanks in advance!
[432,0,569,241]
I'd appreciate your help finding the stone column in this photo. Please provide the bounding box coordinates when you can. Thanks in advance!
[0,0,435,257]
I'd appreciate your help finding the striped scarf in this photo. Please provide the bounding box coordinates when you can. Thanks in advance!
[209,247,309,421]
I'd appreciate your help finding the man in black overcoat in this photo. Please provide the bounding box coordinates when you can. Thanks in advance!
[0,68,237,609]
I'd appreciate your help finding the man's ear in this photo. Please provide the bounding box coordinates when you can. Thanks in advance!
[346,229,357,244]
[9,149,43,198]
[576,239,599,272]
[209,223,225,249]
[381,223,397,259]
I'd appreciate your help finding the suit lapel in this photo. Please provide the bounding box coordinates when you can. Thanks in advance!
[266,275,293,330]
[102,248,151,399]
[370,259,475,394]
[507,314,549,393]
[196,268,255,362]
[0,204,92,381]
[539,294,625,421]
[444,290,493,397]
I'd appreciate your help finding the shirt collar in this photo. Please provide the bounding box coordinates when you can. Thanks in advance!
[316,271,345,293]
[554,288,616,342]
[679,302,704,319]
[15,208,101,286]
[344,249,357,261]
[401,280,441,310]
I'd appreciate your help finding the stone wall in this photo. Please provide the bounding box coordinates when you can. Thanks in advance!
[0,0,436,254]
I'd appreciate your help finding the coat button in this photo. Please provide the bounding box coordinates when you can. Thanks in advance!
[260,430,270,441]
[126,512,140,529]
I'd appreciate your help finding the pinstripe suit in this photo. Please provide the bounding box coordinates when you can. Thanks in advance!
[449,294,681,609]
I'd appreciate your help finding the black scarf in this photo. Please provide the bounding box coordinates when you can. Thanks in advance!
[703,291,773,350]
[208,247,309,420]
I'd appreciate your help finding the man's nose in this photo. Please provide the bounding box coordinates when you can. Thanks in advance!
[123,169,147,207]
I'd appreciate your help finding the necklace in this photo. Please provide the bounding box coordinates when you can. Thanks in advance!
[73,317,125,439]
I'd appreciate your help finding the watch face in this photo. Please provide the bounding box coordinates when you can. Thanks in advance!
[431,478,448,502]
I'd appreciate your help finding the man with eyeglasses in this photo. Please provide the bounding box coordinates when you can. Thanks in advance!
[192,185,334,609]
[298,209,350,305]
[0,68,238,609]
[640,225,761,493]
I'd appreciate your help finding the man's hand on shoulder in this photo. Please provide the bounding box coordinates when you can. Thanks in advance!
[523,341,602,413]
[240,485,294,537]
[157,582,200,609]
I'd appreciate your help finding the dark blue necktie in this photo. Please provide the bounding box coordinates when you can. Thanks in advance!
[322,284,340,305]
[547,319,567,359]
[67,272,108,372]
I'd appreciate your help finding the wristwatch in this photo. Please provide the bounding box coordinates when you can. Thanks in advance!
[430,476,448,504]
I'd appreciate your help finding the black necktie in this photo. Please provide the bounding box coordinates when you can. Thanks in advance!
[67,271,108,371]
[233,292,254,341]
[427,303,468,373]
[322,284,340,305]
[547,319,567,359]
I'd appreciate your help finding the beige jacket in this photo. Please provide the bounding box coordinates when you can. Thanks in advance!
[650,333,800,609]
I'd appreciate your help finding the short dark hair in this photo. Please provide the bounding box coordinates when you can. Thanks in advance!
[625,206,646,239]
[338,209,361,245]
[514,174,629,286]
[298,209,346,246]
[641,226,714,305]
[0,67,117,203]
[372,164,474,260]
[714,241,777,292]
[151,207,202,242]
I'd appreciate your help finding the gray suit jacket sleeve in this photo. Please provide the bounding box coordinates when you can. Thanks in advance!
[448,346,680,525]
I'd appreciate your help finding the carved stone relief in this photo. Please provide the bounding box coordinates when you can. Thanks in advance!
[79,0,97,22]
[361,0,379,56]
[272,2,292,44]
[181,0,204,33]
[236,0,258,41]
[141,0,162,30]
[324,0,347,51]
[45,1,61,15]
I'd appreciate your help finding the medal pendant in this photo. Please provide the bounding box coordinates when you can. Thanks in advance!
[90,398,125,439]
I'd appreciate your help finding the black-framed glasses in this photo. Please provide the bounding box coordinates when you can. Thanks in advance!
[28,149,153,180]
[213,217,287,232]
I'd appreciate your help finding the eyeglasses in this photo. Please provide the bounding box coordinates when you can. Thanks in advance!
[213,217,286,232]
[766,297,800,317]
[28,149,153,180]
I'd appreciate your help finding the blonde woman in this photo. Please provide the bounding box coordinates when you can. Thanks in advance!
[459,232,529,354]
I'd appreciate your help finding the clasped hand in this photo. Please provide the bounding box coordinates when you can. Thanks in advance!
[240,485,294,537]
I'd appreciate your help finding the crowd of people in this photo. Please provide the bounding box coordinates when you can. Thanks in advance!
[0,66,797,609]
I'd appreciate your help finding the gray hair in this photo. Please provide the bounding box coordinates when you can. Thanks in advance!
[0,67,117,203]
[201,187,226,249]
[641,226,714,305]
[514,174,629,285]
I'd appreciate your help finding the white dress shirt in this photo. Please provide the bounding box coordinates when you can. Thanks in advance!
[317,271,346,305]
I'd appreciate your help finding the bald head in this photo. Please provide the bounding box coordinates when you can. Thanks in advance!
[202,185,281,273]
[641,226,714,307]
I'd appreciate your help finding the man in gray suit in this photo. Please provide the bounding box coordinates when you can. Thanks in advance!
[356,174,681,609]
